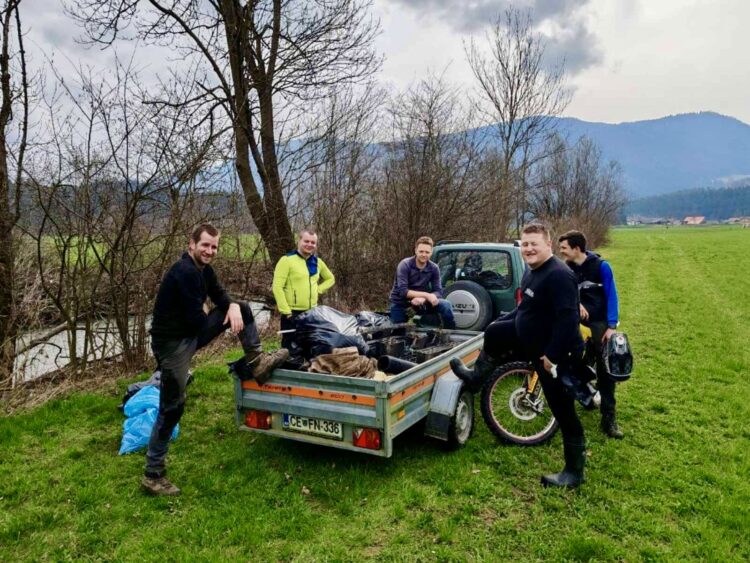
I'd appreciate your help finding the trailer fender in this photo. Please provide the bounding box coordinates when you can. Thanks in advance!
[424,372,465,441]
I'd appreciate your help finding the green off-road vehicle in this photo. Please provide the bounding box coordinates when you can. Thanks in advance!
[431,241,526,331]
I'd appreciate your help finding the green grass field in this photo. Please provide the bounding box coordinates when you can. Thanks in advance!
[2,226,749,561]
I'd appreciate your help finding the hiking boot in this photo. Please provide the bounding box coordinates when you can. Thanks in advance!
[450,351,496,393]
[541,438,586,489]
[601,415,624,439]
[249,348,290,385]
[228,349,290,383]
[141,475,181,496]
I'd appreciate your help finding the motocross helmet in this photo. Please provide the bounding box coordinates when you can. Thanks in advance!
[602,331,633,382]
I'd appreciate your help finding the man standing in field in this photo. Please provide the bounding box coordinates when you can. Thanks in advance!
[559,230,624,439]
[389,236,456,329]
[451,223,587,488]
[272,229,336,349]
[143,223,289,496]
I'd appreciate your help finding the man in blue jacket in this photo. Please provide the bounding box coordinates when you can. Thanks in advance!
[559,230,624,439]
[389,236,456,329]
[143,223,288,496]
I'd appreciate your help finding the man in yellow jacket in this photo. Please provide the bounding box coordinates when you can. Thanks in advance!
[272,229,336,349]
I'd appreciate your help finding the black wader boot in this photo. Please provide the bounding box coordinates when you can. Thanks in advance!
[601,413,624,439]
[541,438,586,489]
[450,351,496,393]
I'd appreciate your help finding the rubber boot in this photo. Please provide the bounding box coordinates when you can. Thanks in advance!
[601,414,624,439]
[449,351,496,393]
[541,438,586,489]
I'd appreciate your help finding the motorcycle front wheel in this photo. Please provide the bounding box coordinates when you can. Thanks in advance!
[480,361,559,446]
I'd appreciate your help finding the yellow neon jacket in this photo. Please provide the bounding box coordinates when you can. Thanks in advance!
[272,252,335,315]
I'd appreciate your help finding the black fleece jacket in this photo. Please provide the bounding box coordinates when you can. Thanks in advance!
[502,255,582,364]
[150,252,232,342]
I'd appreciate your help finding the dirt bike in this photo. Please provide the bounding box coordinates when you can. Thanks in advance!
[478,282,601,446]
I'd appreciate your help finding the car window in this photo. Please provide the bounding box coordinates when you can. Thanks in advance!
[436,250,512,290]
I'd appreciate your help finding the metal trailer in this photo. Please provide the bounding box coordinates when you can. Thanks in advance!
[234,329,483,457]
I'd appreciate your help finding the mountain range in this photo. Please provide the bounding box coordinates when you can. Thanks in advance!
[546,111,750,199]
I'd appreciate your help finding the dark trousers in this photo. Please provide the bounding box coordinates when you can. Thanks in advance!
[389,299,457,329]
[483,318,585,441]
[145,303,261,478]
[280,311,303,351]
[588,321,617,418]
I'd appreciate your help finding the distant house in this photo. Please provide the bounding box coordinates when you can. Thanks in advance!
[683,216,706,225]
[626,215,670,225]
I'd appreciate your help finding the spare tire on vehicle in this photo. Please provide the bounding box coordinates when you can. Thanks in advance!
[444,280,494,331]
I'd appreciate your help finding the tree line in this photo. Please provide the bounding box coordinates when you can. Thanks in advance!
[0,1,625,389]
[626,184,750,220]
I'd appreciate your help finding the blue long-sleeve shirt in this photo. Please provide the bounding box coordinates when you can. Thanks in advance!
[388,257,443,306]
[599,259,619,328]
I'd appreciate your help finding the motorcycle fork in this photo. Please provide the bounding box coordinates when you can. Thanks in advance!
[526,370,539,394]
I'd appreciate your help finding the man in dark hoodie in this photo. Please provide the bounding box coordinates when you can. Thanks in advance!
[451,223,587,488]
[559,230,624,439]
[143,223,288,496]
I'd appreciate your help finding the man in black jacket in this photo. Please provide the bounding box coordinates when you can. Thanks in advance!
[451,223,587,488]
[143,223,288,496]
[559,230,624,439]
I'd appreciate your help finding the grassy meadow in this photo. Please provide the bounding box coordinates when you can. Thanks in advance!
[1,226,749,561]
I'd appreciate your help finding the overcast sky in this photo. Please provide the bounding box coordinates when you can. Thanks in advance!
[20,0,750,125]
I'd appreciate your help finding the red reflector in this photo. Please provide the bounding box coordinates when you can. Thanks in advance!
[245,410,272,430]
[352,428,381,450]
[515,287,522,305]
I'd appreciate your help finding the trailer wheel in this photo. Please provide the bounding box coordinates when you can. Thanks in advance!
[445,390,475,449]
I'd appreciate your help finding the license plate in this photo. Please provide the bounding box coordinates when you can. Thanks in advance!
[282,414,343,440]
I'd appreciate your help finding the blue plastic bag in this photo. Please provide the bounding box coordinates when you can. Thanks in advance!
[119,386,179,455]
[123,385,161,417]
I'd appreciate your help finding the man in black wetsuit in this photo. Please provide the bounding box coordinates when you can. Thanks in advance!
[451,223,587,488]
[143,223,289,496]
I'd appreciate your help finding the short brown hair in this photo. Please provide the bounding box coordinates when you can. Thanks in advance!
[521,223,550,239]
[299,228,317,238]
[415,236,434,248]
[191,223,219,243]
[558,230,587,252]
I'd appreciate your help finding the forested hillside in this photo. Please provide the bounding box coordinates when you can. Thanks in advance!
[626,185,750,220]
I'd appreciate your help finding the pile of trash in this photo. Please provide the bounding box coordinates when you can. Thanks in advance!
[284,306,459,379]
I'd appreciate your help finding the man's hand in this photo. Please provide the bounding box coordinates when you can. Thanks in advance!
[602,327,616,343]
[410,296,426,307]
[426,293,439,306]
[541,355,555,373]
[224,303,244,335]
[579,304,589,321]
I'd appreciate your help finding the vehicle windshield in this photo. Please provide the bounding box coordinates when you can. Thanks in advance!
[435,250,512,290]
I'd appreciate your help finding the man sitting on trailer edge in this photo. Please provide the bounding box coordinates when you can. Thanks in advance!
[389,236,456,329]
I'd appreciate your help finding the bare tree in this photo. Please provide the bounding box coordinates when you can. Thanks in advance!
[377,75,491,260]
[0,0,28,387]
[68,0,381,263]
[528,133,626,246]
[466,7,570,237]
[21,58,218,375]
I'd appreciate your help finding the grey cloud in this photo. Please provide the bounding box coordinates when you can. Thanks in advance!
[542,18,604,73]
[385,0,603,74]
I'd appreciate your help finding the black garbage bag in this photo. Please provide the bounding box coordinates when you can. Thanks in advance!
[294,306,369,359]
